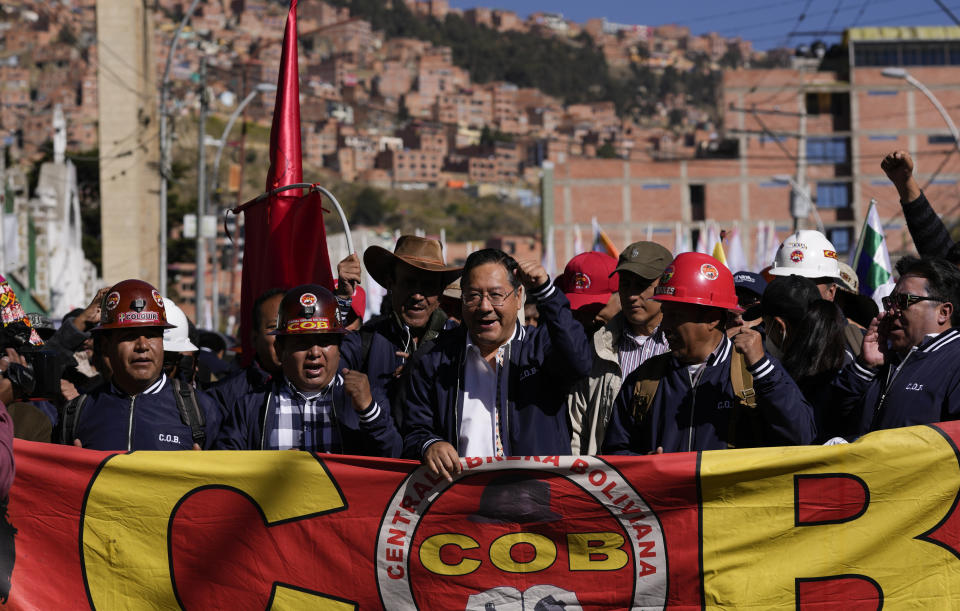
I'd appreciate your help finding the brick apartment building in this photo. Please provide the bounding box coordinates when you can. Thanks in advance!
[546,26,960,271]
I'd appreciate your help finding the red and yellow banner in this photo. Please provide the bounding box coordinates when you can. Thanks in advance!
[5,422,960,609]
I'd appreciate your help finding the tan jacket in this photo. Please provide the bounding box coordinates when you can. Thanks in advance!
[568,314,627,455]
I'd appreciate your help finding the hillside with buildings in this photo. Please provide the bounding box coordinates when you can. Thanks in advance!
[3,0,959,321]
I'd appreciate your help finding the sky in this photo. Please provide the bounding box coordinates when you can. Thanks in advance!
[446,0,960,50]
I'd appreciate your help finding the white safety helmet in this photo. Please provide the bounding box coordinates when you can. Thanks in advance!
[769,230,841,280]
[162,297,198,352]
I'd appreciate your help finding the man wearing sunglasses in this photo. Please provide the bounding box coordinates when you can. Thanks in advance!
[402,248,592,481]
[835,256,960,437]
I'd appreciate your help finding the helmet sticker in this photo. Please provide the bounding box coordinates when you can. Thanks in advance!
[655,286,676,296]
[823,250,837,260]
[118,311,160,324]
[300,293,318,308]
[790,250,804,263]
[700,264,719,281]
[573,272,591,291]
[286,318,332,332]
[152,290,164,308]
[660,266,675,284]
[105,292,120,310]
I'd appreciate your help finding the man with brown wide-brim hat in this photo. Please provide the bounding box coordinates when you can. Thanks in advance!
[335,236,462,429]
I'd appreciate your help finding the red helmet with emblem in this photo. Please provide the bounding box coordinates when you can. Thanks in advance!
[270,285,346,335]
[94,279,175,331]
[652,252,742,312]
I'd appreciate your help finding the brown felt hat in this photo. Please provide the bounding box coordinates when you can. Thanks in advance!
[364,235,463,288]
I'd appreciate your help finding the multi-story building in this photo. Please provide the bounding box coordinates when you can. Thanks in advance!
[545,26,960,271]
[381,149,443,184]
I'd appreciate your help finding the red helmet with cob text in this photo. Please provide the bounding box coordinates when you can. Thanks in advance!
[270,285,347,335]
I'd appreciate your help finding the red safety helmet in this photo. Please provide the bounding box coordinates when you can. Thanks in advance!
[652,253,743,312]
[94,279,175,331]
[270,285,347,335]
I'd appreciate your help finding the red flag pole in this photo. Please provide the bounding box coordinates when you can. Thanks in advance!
[238,0,335,365]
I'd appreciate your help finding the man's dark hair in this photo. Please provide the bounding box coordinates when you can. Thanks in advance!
[252,287,287,330]
[462,249,521,290]
[895,256,960,326]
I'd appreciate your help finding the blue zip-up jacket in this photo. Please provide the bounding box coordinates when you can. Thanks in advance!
[213,375,402,457]
[832,327,960,435]
[340,309,456,431]
[206,362,273,418]
[602,336,816,454]
[71,374,223,451]
[402,281,592,459]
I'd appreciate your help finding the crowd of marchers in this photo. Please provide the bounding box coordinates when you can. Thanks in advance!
[0,148,956,489]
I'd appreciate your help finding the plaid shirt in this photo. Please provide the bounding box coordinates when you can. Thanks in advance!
[618,325,670,379]
[268,376,342,452]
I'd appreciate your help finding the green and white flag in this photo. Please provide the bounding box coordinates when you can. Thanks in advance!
[851,199,896,307]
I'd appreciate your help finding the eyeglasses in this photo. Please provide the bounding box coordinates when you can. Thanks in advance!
[881,293,943,312]
[462,288,517,307]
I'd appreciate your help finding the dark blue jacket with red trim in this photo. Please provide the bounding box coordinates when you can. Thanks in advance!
[70,374,223,450]
[602,336,817,454]
[832,327,960,435]
[213,374,402,457]
[401,281,592,459]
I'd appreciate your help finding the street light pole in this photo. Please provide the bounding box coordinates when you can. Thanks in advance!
[196,55,208,327]
[158,0,202,295]
[772,174,826,234]
[882,67,960,156]
[207,82,275,331]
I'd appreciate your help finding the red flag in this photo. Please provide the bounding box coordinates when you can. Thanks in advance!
[238,0,334,365]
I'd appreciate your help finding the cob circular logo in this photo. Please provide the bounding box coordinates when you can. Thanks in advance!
[700,264,719,281]
[300,293,317,308]
[790,249,804,263]
[376,456,667,609]
[152,290,164,308]
[573,272,591,291]
[105,292,120,310]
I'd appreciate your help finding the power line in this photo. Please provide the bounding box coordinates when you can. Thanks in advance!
[933,0,960,26]
[823,0,845,32]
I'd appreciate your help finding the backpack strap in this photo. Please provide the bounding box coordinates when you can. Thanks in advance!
[59,394,88,445]
[171,378,206,448]
[730,350,757,408]
[359,326,376,371]
[629,353,673,424]
[727,351,757,449]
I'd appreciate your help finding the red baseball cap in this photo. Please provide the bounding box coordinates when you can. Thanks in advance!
[559,252,619,311]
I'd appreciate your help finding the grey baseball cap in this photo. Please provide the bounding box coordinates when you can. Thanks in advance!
[611,241,674,280]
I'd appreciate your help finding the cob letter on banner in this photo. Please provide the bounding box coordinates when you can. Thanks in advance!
[851,198,896,307]
[8,422,960,607]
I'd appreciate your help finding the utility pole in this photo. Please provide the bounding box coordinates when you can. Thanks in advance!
[228,71,250,330]
[196,55,208,326]
[159,0,203,295]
